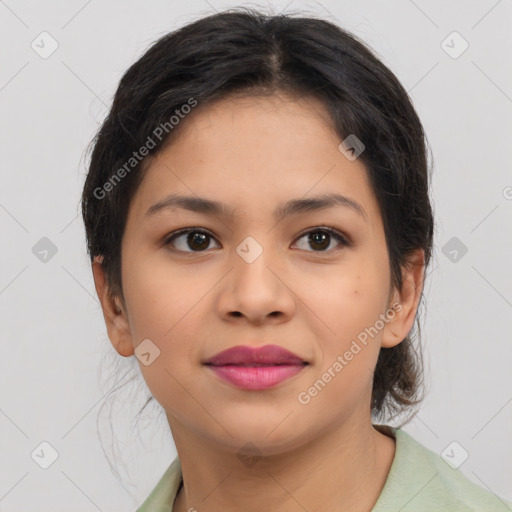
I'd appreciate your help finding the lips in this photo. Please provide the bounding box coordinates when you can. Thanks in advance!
[203,344,306,366]
[203,344,308,390]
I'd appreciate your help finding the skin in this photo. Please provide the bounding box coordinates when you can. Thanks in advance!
[92,92,425,512]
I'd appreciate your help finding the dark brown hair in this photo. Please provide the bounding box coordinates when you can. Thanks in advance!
[81,7,434,425]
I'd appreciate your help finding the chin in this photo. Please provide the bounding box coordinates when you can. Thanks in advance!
[212,414,313,455]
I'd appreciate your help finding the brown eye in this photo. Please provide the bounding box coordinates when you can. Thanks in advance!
[293,227,349,252]
[163,226,349,254]
[164,229,220,252]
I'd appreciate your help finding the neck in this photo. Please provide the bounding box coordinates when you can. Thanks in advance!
[169,416,396,512]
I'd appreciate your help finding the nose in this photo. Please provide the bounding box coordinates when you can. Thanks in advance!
[216,239,296,325]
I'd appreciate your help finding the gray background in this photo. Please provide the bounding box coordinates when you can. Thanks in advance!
[1,0,511,510]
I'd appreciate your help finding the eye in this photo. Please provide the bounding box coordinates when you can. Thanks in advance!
[292,227,350,253]
[163,226,350,254]
[163,228,220,252]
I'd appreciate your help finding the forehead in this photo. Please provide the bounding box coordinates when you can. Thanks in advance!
[127,92,380,229]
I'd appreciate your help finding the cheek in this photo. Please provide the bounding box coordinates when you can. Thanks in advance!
[123,251,208,341]
[305,259,389,383]
[122,258,207,397]
[298,277,386,416]
[304,261,389,341]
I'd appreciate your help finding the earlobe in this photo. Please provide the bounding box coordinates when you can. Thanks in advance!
[91,257,135,357]
[381,249,425,349]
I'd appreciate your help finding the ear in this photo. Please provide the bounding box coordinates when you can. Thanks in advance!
[91,256,135,357]
[381,248,425,349]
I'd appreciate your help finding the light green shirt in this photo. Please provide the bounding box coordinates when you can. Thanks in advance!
[137,427,511,511]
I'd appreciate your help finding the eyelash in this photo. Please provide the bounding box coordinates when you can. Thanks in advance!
[163,226,351,254]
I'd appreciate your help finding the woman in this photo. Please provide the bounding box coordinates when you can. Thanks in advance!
[81,8,511,511]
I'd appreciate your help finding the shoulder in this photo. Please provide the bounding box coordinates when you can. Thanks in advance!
[372,426,512,512]
[136,456,182,512]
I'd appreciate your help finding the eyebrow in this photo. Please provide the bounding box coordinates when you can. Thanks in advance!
[145,193,367,220]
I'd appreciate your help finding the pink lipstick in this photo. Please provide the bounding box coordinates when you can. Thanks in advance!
[203,344,307,390]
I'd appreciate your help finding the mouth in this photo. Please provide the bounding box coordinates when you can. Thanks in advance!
[203,344,307,366]
[205,363,307,390]
[203,344,308,390]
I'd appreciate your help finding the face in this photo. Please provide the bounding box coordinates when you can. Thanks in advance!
[94,92,422,456]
